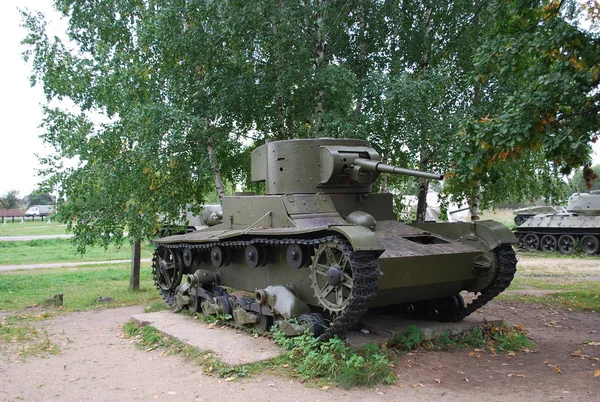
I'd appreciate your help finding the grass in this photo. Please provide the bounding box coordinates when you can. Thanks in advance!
[0,220,69,237]
[0,238,153,266]
[501,269,600,312]
[0,264,162,311]
[389,323,535,354]
[123,321,397,388]
[0,314,60,360]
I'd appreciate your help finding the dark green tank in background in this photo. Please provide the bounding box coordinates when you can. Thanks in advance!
[515,191,600,255]
[152,138,517,340]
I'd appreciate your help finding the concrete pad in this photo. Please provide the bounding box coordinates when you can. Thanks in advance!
[131,311,283,366]
[133,309,506,365]
[347,311,504,347]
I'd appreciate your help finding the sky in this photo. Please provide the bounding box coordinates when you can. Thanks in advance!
[0,0,59,197]
[0,2,599,198]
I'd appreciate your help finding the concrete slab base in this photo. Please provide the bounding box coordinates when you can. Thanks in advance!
[347,310,504,347]
[131,311,283,366]
[131,310,506,366]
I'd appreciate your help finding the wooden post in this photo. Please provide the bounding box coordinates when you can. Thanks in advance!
[130,238,141,290]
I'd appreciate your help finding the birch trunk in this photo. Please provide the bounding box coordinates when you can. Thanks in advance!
[207,136,226,202]
[415,2,433,223]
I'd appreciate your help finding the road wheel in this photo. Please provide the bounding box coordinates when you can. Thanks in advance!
[557,235,576,254]
[580,235,599,255]
[523,233,540,251]
[540,235,557,252]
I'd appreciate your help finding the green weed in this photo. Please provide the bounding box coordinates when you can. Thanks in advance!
[272,330,396,388]
[388,324,425,350]
[387,323,534,354]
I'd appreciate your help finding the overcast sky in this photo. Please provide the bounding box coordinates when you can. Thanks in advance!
[1,1,598,198]
[0,0,58,197]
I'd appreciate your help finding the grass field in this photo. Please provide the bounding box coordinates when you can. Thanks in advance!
[0,263,161,311]
[0,238,153,265]
[0,220,70,237]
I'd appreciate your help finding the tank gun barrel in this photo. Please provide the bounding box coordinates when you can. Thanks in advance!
[353,158,444,181]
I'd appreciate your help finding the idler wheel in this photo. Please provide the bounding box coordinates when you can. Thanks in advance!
[210,246,230,268]
[286,244,310,269]
[152,246,183,292]
[245,244,266,268]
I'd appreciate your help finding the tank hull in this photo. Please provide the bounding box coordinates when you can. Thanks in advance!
[151,138,518,339]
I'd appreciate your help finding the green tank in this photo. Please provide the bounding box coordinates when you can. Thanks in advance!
[515,191,600,255]
[152,138,517,340]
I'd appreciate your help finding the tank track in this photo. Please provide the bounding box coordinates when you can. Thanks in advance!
[436,244,517,321]
[152,235,380,341]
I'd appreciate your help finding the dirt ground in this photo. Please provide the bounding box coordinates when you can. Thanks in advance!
[0,255,599,401]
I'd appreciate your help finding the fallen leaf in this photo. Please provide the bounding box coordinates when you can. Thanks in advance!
[434,379,441,384]
[410,383,424,388]
[320,386,330,391]
[594,370,600,377]
[166,391,176,395]
[555,366,562,374]
[584,340,600,346]
[463,378,469,382]
[224,377,235,382]
[571,349,583,357]
[507,351,516,357]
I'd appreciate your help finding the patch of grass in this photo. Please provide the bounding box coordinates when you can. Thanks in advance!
[0,264,161,311]
[144,302,171,313]
[0,315,60,360]
[517,250,600,260]
[272,330,396,388]
[388,324,425,349]
[0,220,68,237]
[502,278,600,312]
[0,238,153,266]
[388,323,534,354]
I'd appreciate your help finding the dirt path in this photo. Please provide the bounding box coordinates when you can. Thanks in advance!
[1,298,598,402]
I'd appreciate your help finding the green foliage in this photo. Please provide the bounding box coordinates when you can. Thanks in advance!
[388,324,425,350]
[272,330,396,388]
[388,324,534,354]
[26,191,55,207]
[21,0,600,248]
[424,324,534,353]
[0,190,22,210]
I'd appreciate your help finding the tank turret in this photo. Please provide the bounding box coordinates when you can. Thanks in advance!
[251,138,442,195]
